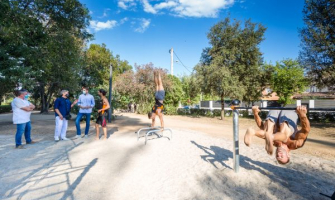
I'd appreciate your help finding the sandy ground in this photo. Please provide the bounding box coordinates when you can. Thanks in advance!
[0,112,334,200]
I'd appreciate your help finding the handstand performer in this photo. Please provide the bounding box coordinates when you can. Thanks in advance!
[148,71,165,130]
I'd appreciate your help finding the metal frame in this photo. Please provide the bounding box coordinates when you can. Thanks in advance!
[135,127,173,145]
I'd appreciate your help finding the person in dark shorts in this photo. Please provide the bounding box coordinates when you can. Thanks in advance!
[95,89,110,140]
[148,71,165,130]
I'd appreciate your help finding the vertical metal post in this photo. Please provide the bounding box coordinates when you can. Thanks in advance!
[108,64,112,123]
[233,108,240,173]
[170,48,173,75]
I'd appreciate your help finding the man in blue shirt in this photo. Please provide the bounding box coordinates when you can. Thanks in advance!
[75,87,95,138]
[54,90,77,141]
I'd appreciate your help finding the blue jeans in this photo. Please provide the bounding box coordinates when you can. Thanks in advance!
[75,113,91,135]
[15,121,32,147]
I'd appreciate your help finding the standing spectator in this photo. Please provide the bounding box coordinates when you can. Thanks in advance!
[75,87,95,138]
[95,89,110,140]
[54,90,78,141]
[131,103,134,113]
[128,102,132,112]
[134,103,137,113]
[11,89,36,149]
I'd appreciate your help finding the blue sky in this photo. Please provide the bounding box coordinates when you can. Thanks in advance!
[80,0,305,76]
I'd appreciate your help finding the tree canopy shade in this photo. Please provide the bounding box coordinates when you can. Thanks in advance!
[299,0,335,90]
[194,17,266,119]
[268,59,309,106]
[0,0,93,112]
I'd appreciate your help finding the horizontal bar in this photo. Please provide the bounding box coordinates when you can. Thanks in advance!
[234,107,335,111]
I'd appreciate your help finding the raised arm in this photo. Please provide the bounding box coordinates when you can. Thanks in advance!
[287,106,310,150]
[252,106,264,130]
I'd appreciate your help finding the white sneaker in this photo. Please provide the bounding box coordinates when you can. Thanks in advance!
[55,137,60,142]
[84,135,88,138]
[61,137,70,141]
[74,135,81,139]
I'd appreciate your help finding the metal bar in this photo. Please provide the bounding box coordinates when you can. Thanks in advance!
[136,126,160,141]
[145,128,173,145]
[234,107,335,111]
[233,109,239,173]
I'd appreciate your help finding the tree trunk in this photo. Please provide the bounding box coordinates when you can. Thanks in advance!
[220,93,224,120]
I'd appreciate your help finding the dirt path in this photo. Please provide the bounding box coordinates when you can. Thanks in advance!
[0,112,334,200]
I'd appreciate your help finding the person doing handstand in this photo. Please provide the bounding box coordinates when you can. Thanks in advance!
[244,106,310,164]
[148,71,165,130]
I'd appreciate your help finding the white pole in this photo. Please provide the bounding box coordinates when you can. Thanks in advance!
[170,48,173,75]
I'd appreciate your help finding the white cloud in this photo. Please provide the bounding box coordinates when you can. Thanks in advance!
[118,0,137,10]
[120,17,129,24]
[118,2,128,9]
[133,18,151,33]
[138,0,235,18]
[98,8,111,18]
[142,0,157,14]
[90,20,118,31]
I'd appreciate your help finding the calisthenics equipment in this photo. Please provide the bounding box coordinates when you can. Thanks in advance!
[230,99,335,173]
[135,126,173,145]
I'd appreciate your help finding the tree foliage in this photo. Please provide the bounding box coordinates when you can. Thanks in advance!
[269,59,309,106]
[114,63,173,114]
[299,0,335,90]
[194,17,266,119]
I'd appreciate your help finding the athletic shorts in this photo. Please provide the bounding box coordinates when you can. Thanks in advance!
[96,114,107,127]
[278,110,298,137]
[152,104,164,114]
[155,90,165,101]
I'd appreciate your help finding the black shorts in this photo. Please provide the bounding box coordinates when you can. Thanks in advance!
[96,114,107,127]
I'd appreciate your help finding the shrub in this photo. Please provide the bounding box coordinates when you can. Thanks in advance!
[0,105,12,113]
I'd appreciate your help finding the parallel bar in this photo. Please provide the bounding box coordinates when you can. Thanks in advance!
[235,107,335,111]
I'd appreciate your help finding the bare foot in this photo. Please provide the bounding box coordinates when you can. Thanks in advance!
[95,137,99,140]
[103,137,107,140]
[244,128,255,147]
[265,131,274,155]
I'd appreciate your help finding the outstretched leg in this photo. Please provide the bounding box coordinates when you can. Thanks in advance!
[244,128,266,146]
[154,71,159,91]
[157,72,164,91]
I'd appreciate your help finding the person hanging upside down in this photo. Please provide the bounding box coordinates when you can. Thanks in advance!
[148,71,165,130]
[244,105,310,164]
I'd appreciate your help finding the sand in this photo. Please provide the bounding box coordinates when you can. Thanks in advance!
[0,112,334,200]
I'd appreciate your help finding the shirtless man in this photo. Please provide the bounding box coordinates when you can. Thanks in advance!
[148,71,165,130]
[245,106,310,164]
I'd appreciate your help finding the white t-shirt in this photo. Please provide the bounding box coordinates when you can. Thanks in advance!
[11,97,32,124]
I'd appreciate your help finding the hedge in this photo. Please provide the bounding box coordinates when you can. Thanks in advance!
[0,105,12,113]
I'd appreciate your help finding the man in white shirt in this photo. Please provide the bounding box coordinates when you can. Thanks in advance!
[11,89,36,149]
[75,87,95,138]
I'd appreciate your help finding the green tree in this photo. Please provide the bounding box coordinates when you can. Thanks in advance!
[82,44,132,88]
[0,0,93,112]
[269,59,309,106]
[299,0,335,89]
[114,63,173,114]
[195,17,266,119]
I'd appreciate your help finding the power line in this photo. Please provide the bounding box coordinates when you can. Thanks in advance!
[173,51,192,73]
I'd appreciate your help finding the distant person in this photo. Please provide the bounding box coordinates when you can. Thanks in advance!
[75,87,95,138]
[11,89,36,149]
[148,71,165,130]
[128,102,132,112]
[134,103,137,113]
[131,103,134,113]
[54,90,78,141]
[95,89,110,140]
